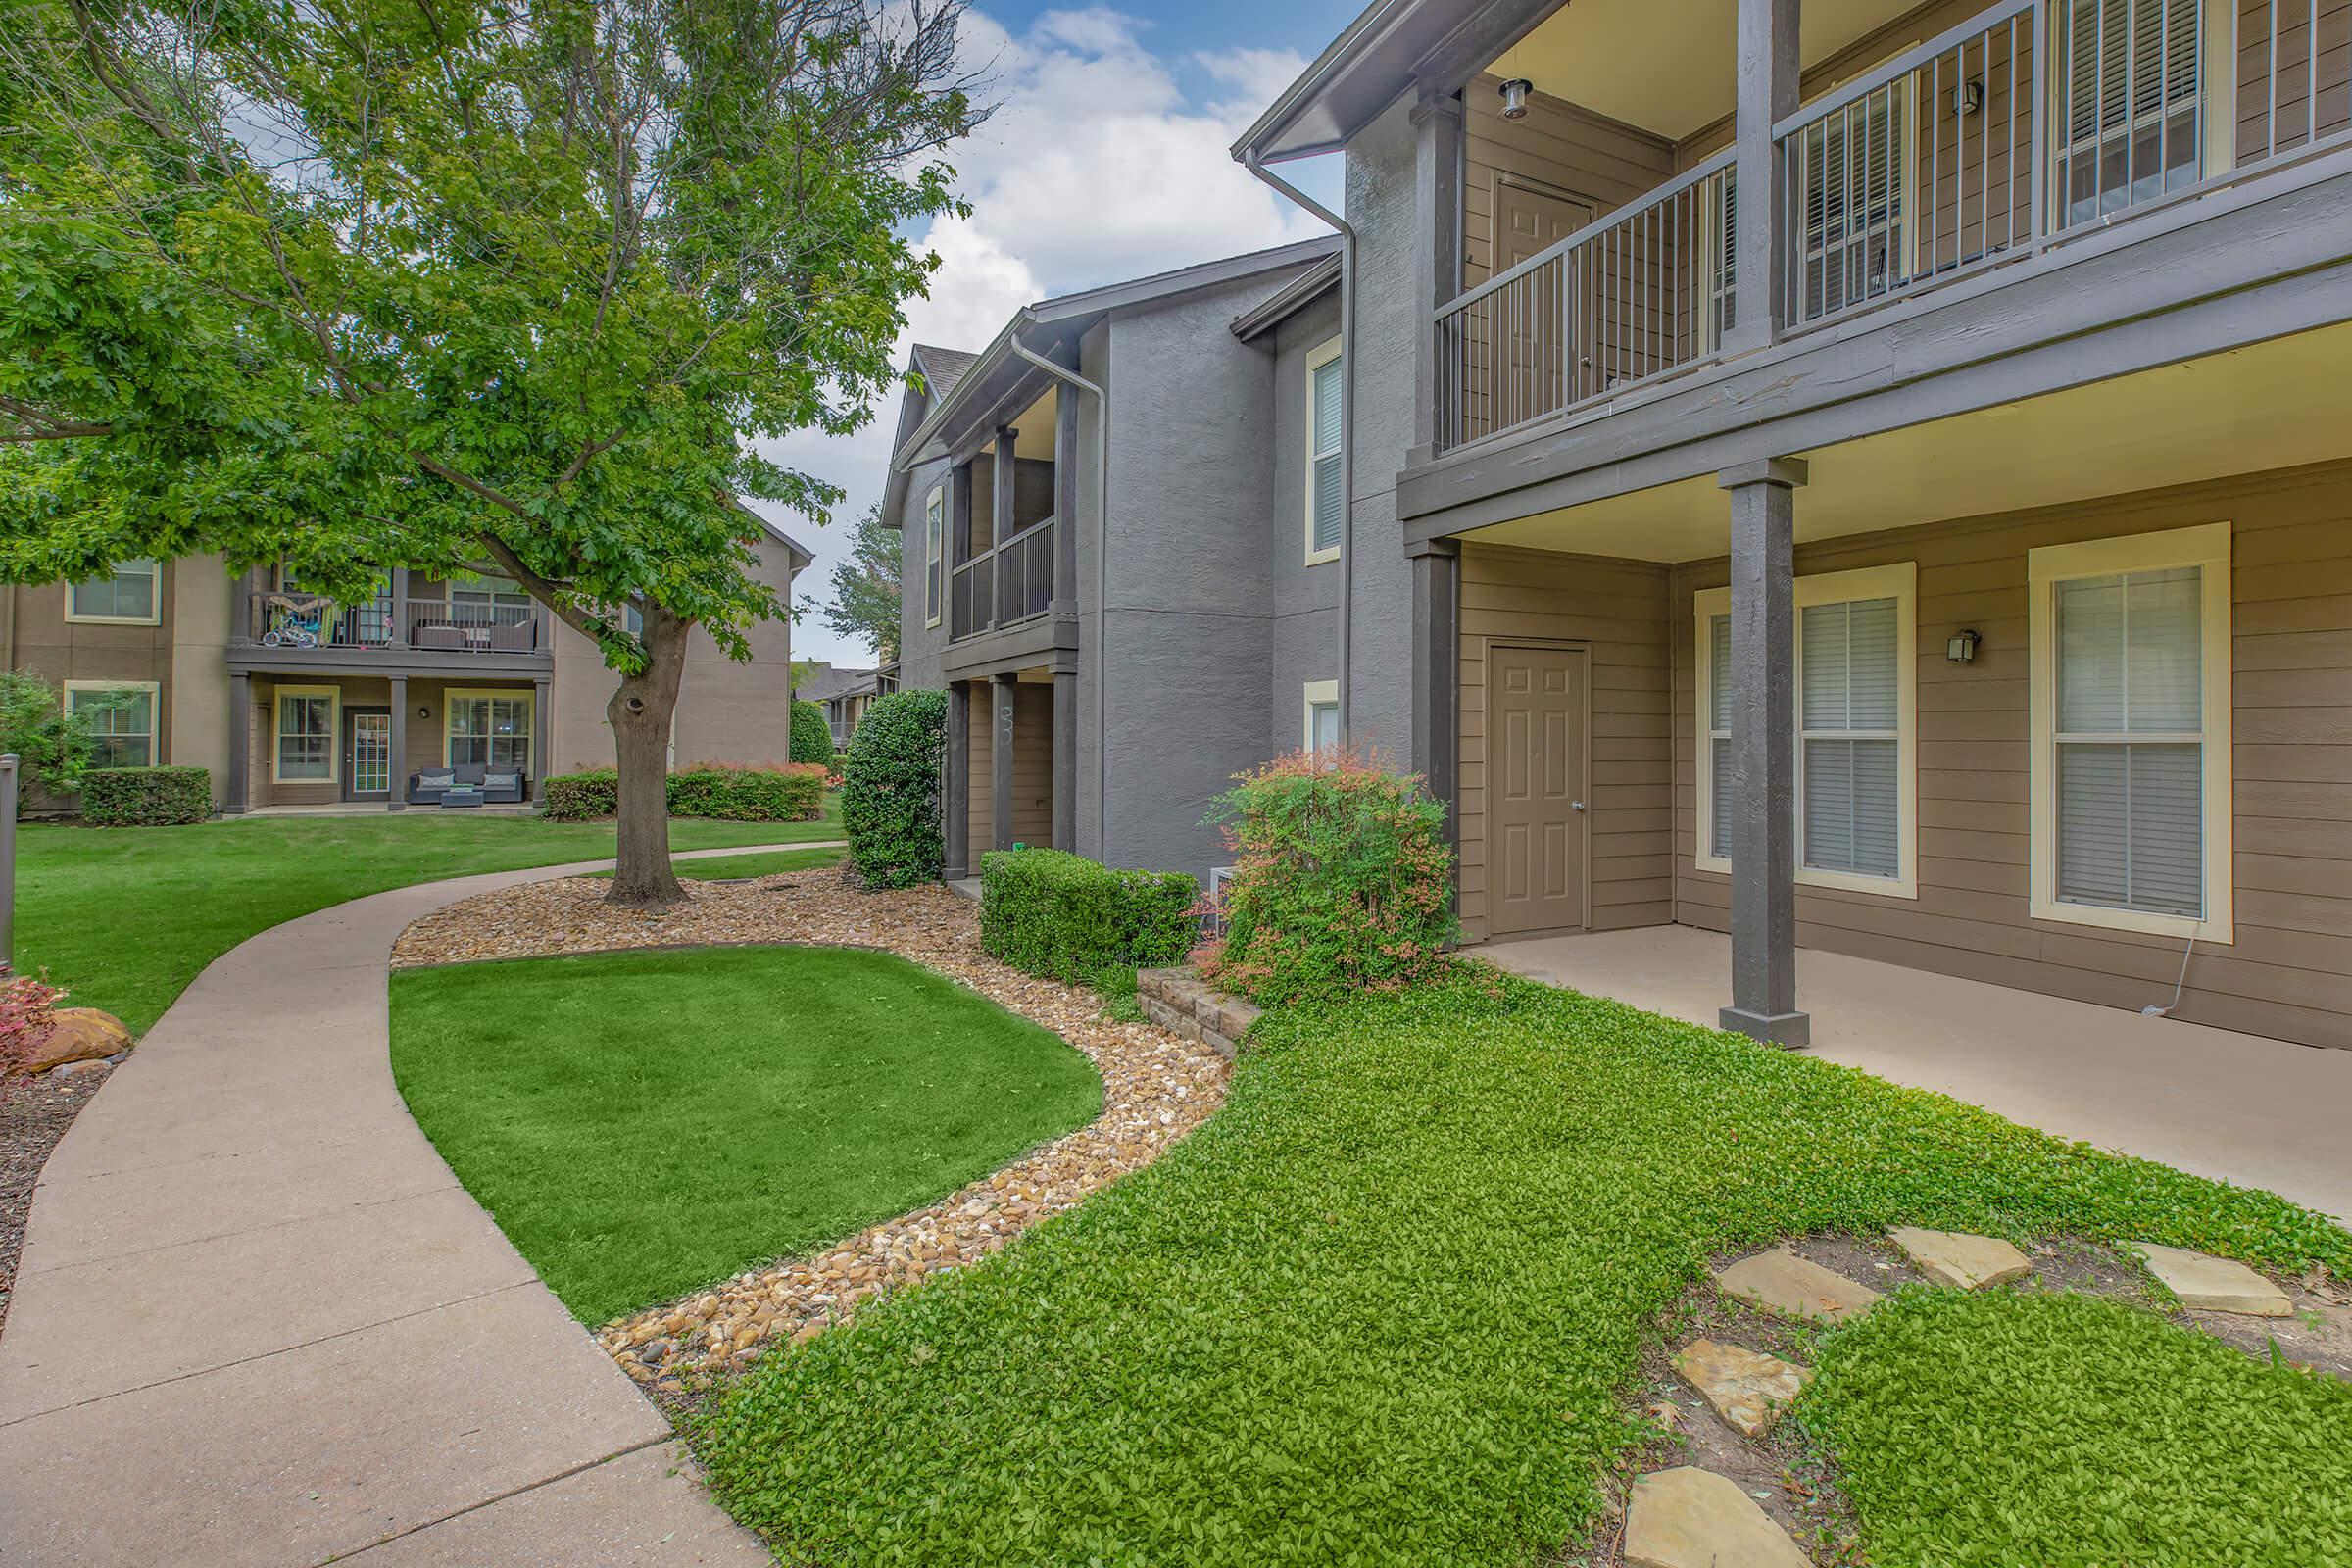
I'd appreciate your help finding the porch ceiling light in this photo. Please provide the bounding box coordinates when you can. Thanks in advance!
[1946,628,1981,663]
[1498,77,1534,120]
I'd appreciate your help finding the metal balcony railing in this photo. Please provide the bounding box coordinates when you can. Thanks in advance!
[948,516,1056,642]
[246,593,544,654]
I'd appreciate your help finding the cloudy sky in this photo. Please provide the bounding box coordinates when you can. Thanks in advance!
[760,1,1358,668]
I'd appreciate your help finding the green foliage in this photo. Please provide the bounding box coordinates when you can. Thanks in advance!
[0,670,102,799]
[690,969,2350,1565]
[790,700,836,765]
[1200,745,1456,1006]
[818,501,903,662]
[979,850,1198,988]
[79,766,211,826]
[392,945,1100,1322]
[842,688,946,888]
[1802,1286,2352,1564]
[543,764,826,823]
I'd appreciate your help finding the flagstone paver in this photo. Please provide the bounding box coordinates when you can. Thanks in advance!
[2132,1242,2293,1316]
[1715,1246,1881,1323]
[1889,1226,2034,1290]
[1670,1339,1813,1438]
[1623,1466,1811,1568]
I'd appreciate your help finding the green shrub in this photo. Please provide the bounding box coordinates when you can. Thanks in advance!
[0,671,107,806]
[790,700,834,765]
[1199,744,1455,1006]
[979,849,1198,987]
[841,688,946,888]
[80,766,213,826]
[542,763,825,823]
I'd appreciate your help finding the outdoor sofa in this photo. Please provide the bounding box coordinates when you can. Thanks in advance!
[406,764,529,806]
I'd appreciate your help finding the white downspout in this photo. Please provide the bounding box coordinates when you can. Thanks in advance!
[1244,151,1356,740]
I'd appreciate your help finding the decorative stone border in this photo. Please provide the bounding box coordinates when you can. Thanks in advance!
[1135,967,1261,1059]
[390,873,1233,1392]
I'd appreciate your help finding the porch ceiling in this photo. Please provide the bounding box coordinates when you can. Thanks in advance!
[1459,319,2352,562]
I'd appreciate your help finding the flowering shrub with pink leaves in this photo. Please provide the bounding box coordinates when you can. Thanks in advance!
[0,968,65,1074]
[1197,744,1455,1006]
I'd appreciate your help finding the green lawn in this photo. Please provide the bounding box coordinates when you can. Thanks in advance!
[16,806,840,1034]
[390,946,1101,1323]
[582,846,844,881]
[691,967,2352,1567]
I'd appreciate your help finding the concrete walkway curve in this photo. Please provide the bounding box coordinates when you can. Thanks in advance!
[0,845,831,1567]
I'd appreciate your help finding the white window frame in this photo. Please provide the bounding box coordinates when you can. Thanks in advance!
[444,687,535,772]
[2028,521,2232,943]
[1303,335,1343,566]
[923,485,945,628]
[63,680,160,769]
[1302,679,1340,753]
[65,560,163,626]
[271,684,339,785]
[1693,562,1919,898]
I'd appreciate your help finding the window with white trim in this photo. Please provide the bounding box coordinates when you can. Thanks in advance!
[64,682,158,768]
[1302,679,1339,754]
[67,560,161,623]
[923,486,945,627]
[2031,524,2231,939]
[273,687,336,782]
[1304,337,1342,564]
[447,690,533,771]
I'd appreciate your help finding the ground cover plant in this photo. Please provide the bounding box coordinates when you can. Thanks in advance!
[584,847,844,881]
[692,968,2351,1567]
[390,946,1101,1323]
[16,810,838,1034]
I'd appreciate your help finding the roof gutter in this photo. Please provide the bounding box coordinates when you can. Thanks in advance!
[1244,151,1357,743]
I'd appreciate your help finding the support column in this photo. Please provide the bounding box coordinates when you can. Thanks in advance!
[531,675,551,804]
[1409,85,1464,465]
[1052,390,1081,614]
[1406,538,1461,866]
[1719,458,1810,1047]
[226,670,251,815]
[387,675,408,811]
[991,672,1017,853]
[1725,0,1800,354]
[943,681,970,880]
[1052,668,1077,852]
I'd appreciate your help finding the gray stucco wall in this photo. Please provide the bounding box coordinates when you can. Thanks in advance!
[1266,291,1344,758]
[1074,318,1111,862]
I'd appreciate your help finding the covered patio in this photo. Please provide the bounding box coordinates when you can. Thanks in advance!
[1484,924,2352,1221]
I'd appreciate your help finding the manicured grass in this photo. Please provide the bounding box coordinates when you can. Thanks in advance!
[691,967,2352,1567]
[14,805,839,1035]
[1802,1287,2352,1564]
[582,846,844,880]
[390,946,1101,1323]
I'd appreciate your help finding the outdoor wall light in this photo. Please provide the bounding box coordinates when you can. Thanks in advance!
[416,705,430,718]
[1498,77,1534,120]
[1952,78,1984,116]
[1946,628,1981,663]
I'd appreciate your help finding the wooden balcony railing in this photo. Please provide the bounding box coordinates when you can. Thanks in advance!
[246,593,544,654]
[948,516,1056,642]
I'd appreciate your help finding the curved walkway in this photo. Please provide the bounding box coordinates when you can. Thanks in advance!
[0,847,824,1567]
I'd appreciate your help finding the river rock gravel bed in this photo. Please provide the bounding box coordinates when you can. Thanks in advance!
[391,870,1232,1390]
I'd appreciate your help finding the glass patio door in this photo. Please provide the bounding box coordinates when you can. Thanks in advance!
[348,710,392,799]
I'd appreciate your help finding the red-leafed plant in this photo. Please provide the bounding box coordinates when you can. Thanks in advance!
[0,968,66,1075]
[1197,743,1456,1006]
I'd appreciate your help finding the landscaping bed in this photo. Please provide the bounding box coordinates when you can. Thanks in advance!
[0,1065,108,1330]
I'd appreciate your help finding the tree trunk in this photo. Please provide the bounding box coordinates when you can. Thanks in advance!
[606,608,689,906]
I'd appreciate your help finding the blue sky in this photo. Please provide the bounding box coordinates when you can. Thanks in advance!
[767,2,1359,668]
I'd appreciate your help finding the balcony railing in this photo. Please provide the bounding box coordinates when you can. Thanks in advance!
[246,593,544,654]
[948,516,1057,642]
[1431,0,2351,454]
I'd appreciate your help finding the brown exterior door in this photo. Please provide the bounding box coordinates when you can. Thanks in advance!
[1495,178,1592,270]
[1494,179,1593,430]
[1491,643,1587,937]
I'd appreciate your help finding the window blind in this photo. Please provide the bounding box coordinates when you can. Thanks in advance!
[2058,0,2203,222]
[1311,357,1343,555]
[1799,597,1900,878]
[1796,83,1908,318]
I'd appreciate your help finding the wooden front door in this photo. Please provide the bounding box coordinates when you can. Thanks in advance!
[1491,644,1588,937]
[344,708,392,802]
[1493,178,1594,429]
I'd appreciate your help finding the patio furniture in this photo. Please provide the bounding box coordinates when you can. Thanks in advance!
[407,764,529,806]
[439,786,485,808]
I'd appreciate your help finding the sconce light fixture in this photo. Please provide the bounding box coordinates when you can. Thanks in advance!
[1497,77,1533,120]
[1952,78,1984,116]
[1946,628,1981,664]
[417,705,431,718]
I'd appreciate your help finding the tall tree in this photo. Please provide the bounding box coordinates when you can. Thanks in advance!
[0,0,978,902]
[815,499,900,662]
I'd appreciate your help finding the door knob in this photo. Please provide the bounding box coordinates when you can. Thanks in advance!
[1571,800,1587,811]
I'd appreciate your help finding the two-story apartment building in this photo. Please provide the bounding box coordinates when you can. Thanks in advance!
[887,238,1347,880]
[6,527,809,811]
[1232,0,2352,1048]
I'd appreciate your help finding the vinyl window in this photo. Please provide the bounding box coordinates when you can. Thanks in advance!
[64,681,158,768]
[446,689,533,772]
[1304,336,1343,564]
[273,685,337,783]
[1302,679,1340,754]
[66,560,161,624]
[923,486,945,628]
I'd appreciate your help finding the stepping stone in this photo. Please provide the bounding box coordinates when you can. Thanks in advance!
[1889,1226,2033,1290]
[1623,1466,1810,1568]
[2131,1242,2292,1317]
[1669,1339,1812,1438]
[1715,1247,1880,1324]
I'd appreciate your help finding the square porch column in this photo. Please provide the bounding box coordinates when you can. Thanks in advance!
[1406,537,1461,868]
[387,674,408,810]
[943,681,970,881]
[1725,0,1801,354]
[1718,458,1810,1047]
[1053,668,1077,853]
[225,670,250,815]
[992,672,1017,853]
[531,675,551,804]
[1409,85,1464,466]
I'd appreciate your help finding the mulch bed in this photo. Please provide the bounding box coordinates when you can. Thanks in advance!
[0,1064,109,1330]
[392,869,1232,1396]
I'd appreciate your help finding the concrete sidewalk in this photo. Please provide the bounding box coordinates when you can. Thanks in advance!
[0,847,801,1566]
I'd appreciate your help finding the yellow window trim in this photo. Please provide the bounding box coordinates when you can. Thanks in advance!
[1692,561,1920,899]
[1303,335,1343,567]
[64,560,164,626]
[1302,678,1339,751]
[270,683,340,785]
[443,687,536,769]
[64,679,161,768]
[2027,521,2233,944]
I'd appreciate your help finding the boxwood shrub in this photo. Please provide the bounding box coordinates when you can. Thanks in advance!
[980,849,1199,987]
[542,763,825,823]
[79,766,212,826]
[841,688,946,888]
[790,700,834,765]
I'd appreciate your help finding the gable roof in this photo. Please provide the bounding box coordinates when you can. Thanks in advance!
[910,344,979,402]
[1231,253,1344,341]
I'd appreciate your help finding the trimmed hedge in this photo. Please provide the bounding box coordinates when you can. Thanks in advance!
[979,849,1198,987]
[790,700,834,766]
[841,689,946,888]
[80,766,212,826]
[542,763,826,823]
